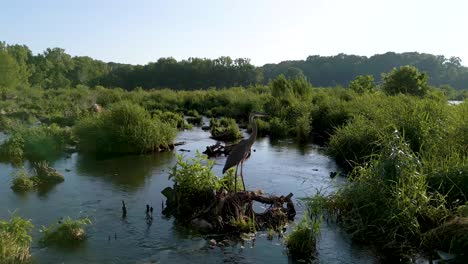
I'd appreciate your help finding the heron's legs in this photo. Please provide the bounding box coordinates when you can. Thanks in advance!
[240,160,246,191]
[234,164,239,192]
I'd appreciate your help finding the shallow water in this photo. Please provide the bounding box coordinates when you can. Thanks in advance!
[0,127,377,263]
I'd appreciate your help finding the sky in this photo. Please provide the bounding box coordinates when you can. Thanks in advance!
[1,0,467,66]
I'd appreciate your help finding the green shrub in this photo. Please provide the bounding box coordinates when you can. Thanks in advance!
[325,132,448,252]
[40,217,91,246]
[11,169,34,191]
[0,215,34,264]
[209,117,242,141]
[327,115,382,168]
[152,110,189,130]
[348,75,375,94]
[382,66,429,97]
[11,162,64,191]
[167,153,222,216]
[0,134,24,166]
[74,101,177,154]
[285,214,320,261]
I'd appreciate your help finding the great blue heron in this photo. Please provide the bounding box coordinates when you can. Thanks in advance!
[222,111,267,191]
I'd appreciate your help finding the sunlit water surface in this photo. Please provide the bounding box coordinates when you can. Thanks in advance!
[0,128,377,263]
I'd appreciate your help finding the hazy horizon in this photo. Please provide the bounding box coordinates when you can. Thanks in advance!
[2,0,467,66]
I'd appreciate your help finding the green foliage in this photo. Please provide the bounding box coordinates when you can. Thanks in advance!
[169,152,220,193]
[0,49,21,88]
[186,110,202,125]
[327,115,381,168]
[209,117,242,141]
[348,75,375,94]
[40,217,91,246]
[0,215,33,264]
[152,110,189,130]
[382,65,429,96]
[0,134,24,166]
[285,214,320,261]
[0,125,72,164]
[10,162,64,191]
[168,153,223,217]
[326,133,448,252]
[11,169,34,191]
[74,101,176,154]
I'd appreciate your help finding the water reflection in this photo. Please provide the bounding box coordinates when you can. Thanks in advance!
[75,152,174,189]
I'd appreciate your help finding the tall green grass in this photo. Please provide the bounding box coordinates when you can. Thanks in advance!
[74,101,176,154]
[0,215,33,264]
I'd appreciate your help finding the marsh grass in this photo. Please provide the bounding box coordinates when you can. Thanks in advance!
[40,217,92,246]
[0,124,73,164]
[11,162,64,191]
[11,169,35,191]
[74,101,177,154]
[285,194,324,261]
[0,215,33,264]
[324,132,449,254]
[285,214,320,261]
[209,117,242,141]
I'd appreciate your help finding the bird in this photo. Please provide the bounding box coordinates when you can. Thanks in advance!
[222,111,268,191]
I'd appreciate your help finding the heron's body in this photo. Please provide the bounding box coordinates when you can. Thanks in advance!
[222,112,266,191]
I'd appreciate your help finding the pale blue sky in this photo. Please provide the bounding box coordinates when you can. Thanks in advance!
[1,0,467,66]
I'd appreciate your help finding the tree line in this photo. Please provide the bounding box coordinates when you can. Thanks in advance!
[1,41,467,90]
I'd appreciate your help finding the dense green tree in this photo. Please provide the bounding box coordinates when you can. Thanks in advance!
[0,49,21,88]
[382,66,429,96]
[348,75,375,94]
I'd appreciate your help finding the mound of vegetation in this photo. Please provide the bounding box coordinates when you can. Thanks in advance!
[162,153,296,234]
[40,217,92,246]
[11,162,64,191]
[209,117,242,141]
[321,133,450,256]
[186,110,202,125]
[0,215,34,264]
[0,124,73,165]
[74,101,177,155]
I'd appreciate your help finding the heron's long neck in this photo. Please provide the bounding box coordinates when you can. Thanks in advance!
[247,116,257,147]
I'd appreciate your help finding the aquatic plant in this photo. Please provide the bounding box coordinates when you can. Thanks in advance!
[0,124,73,164]
[0,134,24,166]
[285,214,320,261]
[324,132,449,254]
[10,162,64,191]
[0,215,34,264]
[40,217,92,246]
[11,169,35,191]
[74,101,177,154]
[209,117,242,141]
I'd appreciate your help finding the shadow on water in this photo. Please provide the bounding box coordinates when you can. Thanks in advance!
[75,151,175,188]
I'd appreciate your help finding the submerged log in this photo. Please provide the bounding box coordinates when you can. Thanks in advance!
[202,142,235,158]
[162,186,296,234]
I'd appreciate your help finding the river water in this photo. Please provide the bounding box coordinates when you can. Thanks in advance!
[0,128,377,263]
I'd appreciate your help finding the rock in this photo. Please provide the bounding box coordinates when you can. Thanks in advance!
[191,218,213,233]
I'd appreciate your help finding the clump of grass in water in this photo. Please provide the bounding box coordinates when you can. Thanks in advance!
[11,162,64,191]
[285,194,324,261]
[40,217,91,246]
[209,117,242,141]
[285,215,320,261]
[11,169,35,191]
[0,215,34,264]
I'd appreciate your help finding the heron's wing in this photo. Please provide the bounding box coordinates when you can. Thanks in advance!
[222,140,249,173]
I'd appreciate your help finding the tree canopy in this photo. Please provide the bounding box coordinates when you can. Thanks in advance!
[0,41,467,90]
